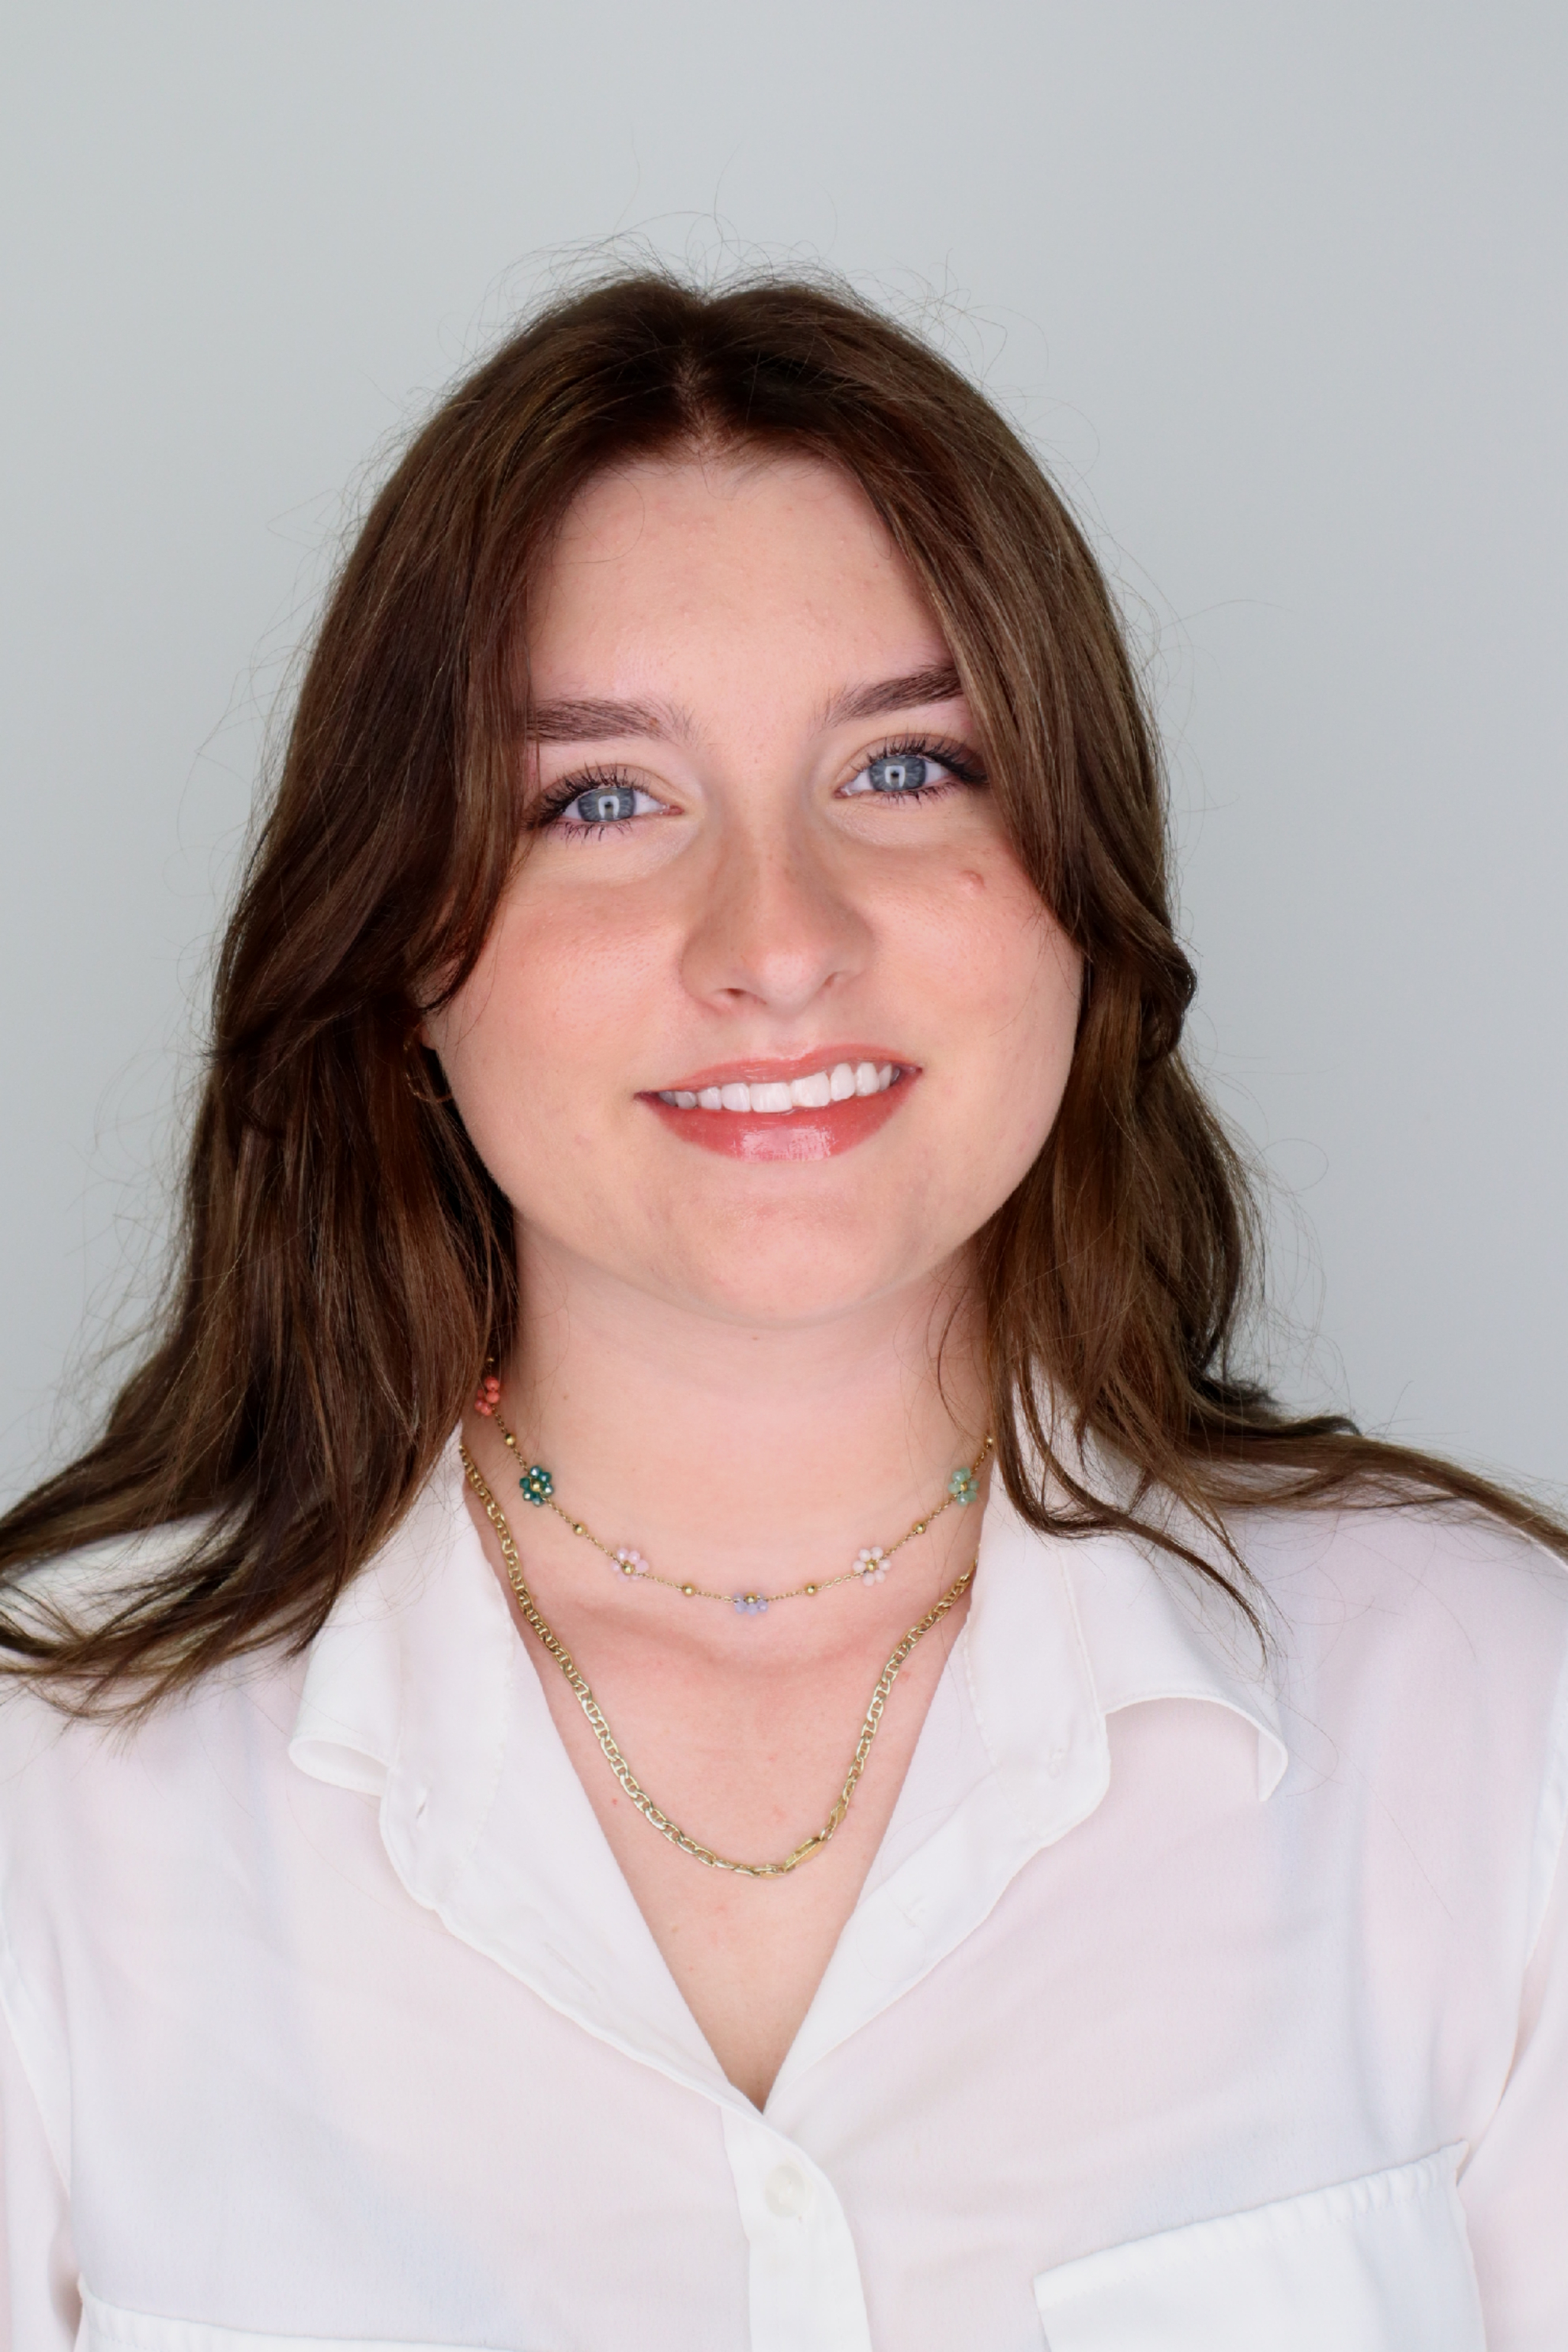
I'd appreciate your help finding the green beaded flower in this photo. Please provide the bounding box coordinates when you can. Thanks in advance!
[948,1466,978,1506]
[519,1464,555,1507]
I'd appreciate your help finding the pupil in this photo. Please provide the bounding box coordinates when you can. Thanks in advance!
[869,754,927,793]
[576,786,635,823]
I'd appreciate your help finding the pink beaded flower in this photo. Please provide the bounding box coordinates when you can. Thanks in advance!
[854,1547,888,1585]
[613,1548,649,1578]
[473,1373,502,1416]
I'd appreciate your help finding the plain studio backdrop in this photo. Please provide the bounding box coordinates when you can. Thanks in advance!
[2,3,1564,1503]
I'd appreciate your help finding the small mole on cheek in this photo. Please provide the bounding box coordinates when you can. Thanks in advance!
[956,868,986,895]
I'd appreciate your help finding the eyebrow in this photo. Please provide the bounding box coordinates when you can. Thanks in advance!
[524,665,966,747]
[817,665,965,727]
[526,695,692,744]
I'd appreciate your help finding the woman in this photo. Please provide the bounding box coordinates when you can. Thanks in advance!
[0,272,1562,2352]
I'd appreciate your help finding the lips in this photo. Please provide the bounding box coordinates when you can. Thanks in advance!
[640,1050,918,1161]
[658,1057,898,1114]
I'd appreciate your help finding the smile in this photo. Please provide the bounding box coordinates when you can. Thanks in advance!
[642,1054,917,1162]
[657,1061,899,1113]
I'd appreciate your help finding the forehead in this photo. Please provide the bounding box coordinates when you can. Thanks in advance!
[523,450,949,699]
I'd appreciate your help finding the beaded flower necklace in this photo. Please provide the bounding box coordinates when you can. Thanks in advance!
[459,1390,989,1875]
[472,1373,990,1617]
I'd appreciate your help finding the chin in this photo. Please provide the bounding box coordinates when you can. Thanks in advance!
[649,1200,960,1328]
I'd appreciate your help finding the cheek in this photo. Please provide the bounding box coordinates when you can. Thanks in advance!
[906,856,1079,1040]
[914,864,1082,1159]
[454,895,662,1090]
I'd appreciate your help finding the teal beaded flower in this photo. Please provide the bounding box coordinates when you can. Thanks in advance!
[519,1464,555,1507]
[948,1466,978,1506]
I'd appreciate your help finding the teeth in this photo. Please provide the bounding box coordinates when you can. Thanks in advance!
[658,1061,902,1112]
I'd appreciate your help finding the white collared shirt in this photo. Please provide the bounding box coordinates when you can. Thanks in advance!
[1,1435,1565,2351]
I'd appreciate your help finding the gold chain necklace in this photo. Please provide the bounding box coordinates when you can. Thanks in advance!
[475,1385,989,1616]
[460,1441,978,1877]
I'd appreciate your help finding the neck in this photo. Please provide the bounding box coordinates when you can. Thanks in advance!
[499,1237,989,1594]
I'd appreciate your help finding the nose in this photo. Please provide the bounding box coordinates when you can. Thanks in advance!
[678,816,872,1019]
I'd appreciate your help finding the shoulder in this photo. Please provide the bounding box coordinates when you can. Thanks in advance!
[1236,1497,1568,1690]
[0,1532,311,2179]
[1234,1501,1568,1920]
[0,1522,306,1865]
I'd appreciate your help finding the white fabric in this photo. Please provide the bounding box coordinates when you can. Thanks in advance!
[0,1432,1565,2351]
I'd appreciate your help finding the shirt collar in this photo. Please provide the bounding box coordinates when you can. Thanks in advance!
[293,1430,734,2099]
[289,1429,1287,2105]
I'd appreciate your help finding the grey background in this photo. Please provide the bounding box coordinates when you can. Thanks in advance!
[3,2,1564,1503]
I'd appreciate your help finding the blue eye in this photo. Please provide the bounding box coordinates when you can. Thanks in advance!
[839,743,980,801]
[866,753,929,793]
[543,779,666,831]
[567,784,639,824]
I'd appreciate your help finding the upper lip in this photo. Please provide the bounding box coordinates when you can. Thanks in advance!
[643,1046,918,1094]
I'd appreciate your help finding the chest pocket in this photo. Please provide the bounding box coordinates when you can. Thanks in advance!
[1033,2147,1485,2352]
[76,2294,525,2352]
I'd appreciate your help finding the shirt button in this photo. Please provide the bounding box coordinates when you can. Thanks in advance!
[764,2162,812,2218]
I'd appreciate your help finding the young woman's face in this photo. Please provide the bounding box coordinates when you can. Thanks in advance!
[428,451,1083,1329]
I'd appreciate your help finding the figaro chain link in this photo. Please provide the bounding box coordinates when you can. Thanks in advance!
[460,1442,976,1877]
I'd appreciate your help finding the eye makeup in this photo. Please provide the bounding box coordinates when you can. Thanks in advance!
[836,732,988,802]
[526,730,988,839]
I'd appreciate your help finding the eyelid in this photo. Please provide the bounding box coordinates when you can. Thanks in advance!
[527,729,987,828]
[837,730,988,792]
[529,763,673,828]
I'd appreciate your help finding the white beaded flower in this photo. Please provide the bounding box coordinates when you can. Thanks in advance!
[854,1547,888,1585]
[613,1547,649,1577]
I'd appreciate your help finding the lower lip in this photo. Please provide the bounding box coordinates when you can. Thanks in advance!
[641,1072,917,1160]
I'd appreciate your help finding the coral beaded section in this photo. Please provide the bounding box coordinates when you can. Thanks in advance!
[469,1374,992,1619]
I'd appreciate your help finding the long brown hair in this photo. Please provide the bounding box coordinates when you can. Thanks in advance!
[3,266,1562,1708]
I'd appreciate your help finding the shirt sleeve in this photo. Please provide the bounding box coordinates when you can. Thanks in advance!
[0,1992,77,2352]
[1459,1649,1568,2352]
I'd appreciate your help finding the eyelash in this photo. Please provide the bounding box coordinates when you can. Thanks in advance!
[849,733,988,801]
[528,766,654,839]
[530,733,988,838]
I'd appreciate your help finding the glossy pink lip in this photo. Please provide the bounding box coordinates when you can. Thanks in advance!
[639,1050,921,1163]
[646,1045,914,1093]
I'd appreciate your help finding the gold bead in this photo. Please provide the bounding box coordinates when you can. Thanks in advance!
[805,1582,818,1595]
[914,1521,926,1533]
[681,1583,695,1596]
[574,1522,586,1535]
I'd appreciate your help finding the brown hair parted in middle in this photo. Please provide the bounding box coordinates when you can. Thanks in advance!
[2,266,1562,1708]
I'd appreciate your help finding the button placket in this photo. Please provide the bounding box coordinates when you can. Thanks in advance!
[721,2106,873,2352]
[764,2162,812,2219]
